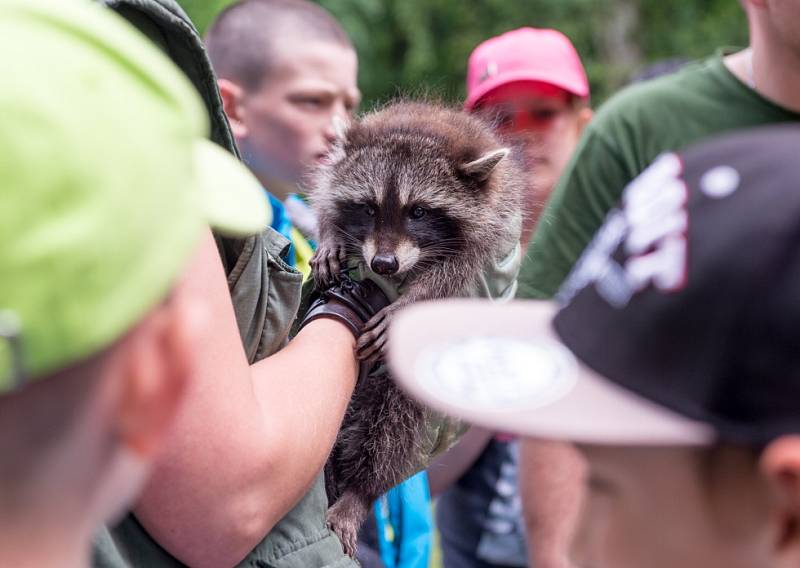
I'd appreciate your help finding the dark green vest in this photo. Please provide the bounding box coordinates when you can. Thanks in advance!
[91,1,354,566]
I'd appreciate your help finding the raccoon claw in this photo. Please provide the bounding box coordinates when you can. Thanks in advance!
[328,515,359,558]
[311,245,346,288]
[356,332,388,363]
[356,307,391,362]
[327,492,370,558]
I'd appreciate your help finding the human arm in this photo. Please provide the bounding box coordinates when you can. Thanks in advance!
[133,229,359,568]
[426,426,494,497]
[518,439,587,568]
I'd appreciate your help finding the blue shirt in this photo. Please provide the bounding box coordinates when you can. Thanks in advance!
[267,191,296,266]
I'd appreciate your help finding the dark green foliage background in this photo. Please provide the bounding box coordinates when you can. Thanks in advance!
[179,0,747,108]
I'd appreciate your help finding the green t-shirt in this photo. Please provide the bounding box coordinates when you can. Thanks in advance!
[517,52,800,299]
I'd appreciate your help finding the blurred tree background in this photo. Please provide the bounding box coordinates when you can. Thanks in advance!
[179,0,747,107]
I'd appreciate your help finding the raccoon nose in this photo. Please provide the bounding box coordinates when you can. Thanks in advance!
[371,254,399,275]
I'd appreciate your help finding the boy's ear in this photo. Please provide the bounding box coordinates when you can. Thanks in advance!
[577,106,594,135]
[459,148,509,183]
[115,295,193,458]
[218,78,248,139]
[760,437,800,558]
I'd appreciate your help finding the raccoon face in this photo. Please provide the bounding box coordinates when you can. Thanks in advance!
[334,199,463,276]
[329,148,508,277]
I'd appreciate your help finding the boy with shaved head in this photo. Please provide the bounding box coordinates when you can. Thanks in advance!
[207,0,361,275]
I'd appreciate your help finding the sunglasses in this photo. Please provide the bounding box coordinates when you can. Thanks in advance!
[479,102,571,131]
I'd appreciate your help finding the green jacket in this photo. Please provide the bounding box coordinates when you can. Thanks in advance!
[91,1,351,566]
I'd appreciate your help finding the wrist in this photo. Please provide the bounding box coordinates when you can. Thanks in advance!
[298,276,390,340]
[297,318,356,348]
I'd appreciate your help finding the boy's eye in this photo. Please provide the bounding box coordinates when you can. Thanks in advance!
[291,94,329,110]
[409,206,426,220]
[530,108,559,123]
[364,204,376,216]
[301,98,322,106]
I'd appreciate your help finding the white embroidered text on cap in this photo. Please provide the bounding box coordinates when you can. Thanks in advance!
[415,336,577,412]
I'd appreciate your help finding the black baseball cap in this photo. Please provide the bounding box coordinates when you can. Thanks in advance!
[388,124,800,447]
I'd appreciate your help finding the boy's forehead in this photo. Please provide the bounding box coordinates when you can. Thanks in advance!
[577,443,706,472]
[479,81,572,106]
[265,41,359,96]
[273,38,357,76]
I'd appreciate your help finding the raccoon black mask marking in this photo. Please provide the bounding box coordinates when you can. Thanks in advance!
[308,101,523,556]
[333,199,464,276]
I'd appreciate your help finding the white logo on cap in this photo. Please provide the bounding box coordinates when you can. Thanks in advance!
[479,61,499,83]
[623,153,688,293]
[558,153,689,307]
[416,337,577,412]
[700,165,740,198]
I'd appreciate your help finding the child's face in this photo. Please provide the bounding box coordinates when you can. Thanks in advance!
[571,444,771,568]
[475,82,589,234]
[236,39,360,196]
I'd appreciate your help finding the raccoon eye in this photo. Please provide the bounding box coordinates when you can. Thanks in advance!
[409,206,426,220]
[364,204,376,217]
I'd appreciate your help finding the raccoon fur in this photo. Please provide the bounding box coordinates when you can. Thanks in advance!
[308,101,523,556]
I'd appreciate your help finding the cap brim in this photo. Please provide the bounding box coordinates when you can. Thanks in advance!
[195,139,270,236]
[388,300,714,446]
[465,71,590,110]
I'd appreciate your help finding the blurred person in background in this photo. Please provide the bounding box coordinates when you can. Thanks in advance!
[428,27,591,568]
[391,123,800,568]
[0,0,268,566]
[206,0,360,277]
[513,1,800,566]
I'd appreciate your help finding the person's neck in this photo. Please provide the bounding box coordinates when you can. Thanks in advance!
[726,42,800,113]
[520,208,543,248]
[0,513,89,568]
[260,175,296,202]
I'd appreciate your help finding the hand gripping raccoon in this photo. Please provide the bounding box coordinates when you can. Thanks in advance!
[309,101,523,555]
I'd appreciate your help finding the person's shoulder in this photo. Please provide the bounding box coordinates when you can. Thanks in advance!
[589,55,721,134]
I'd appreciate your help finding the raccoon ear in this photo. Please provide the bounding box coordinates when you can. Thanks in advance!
[460,148,509,183]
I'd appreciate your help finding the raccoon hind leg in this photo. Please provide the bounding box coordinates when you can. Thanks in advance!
[327,375,428,557]
[326,489,372,558]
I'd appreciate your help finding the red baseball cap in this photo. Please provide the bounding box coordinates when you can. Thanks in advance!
[465,27,590,110]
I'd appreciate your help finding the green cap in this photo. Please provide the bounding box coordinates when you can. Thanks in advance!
[0,0,270,391]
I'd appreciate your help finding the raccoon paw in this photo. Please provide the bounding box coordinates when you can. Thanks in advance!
[327,494,369,558]
[356,305,392,362]
[311,243,347,288]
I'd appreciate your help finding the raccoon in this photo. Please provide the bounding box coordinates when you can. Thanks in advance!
[309,101,523,555]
